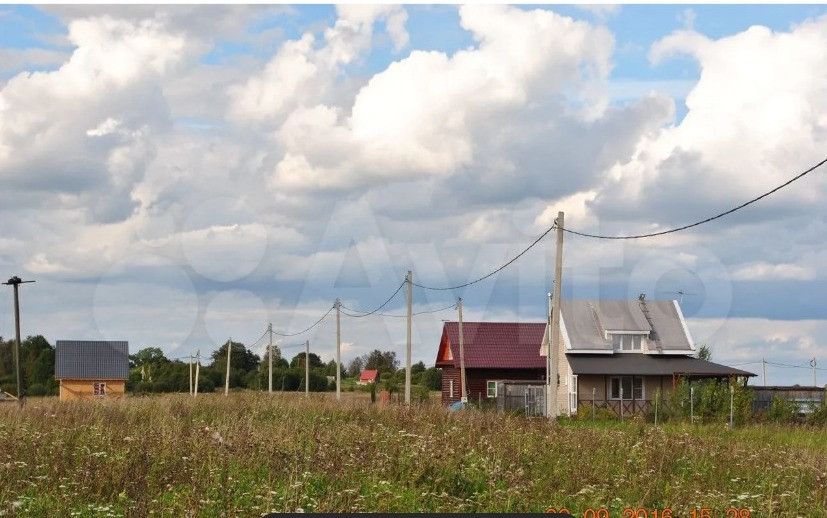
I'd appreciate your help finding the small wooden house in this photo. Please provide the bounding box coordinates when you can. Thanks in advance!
[55,340,129,400]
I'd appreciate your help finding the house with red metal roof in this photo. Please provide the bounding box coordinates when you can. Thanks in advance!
[435,298,755,415]
[435,322,547,405]
[357,369,379,385]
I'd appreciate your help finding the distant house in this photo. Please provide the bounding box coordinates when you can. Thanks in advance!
[55,340,129,401]
[436,299,755,415]
[358,369,379,385]
[751,385,826,414]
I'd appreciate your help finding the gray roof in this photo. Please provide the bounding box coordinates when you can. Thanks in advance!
[55,340,129,380]
[567,354,755,377]
[559,299,693,352]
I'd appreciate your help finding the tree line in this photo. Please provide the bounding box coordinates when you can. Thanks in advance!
[0,336,442,396]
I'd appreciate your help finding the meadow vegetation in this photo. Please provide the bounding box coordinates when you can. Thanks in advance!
[1,392,825,516]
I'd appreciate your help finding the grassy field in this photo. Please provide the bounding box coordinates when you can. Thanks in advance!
[1,393,825,517]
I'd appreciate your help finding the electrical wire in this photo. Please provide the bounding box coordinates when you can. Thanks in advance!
[338,279,407,317]
[412,225,558,291]
[272,305,335,337]
[765,360,827,371]
[562,155,827,240]
[341,301,457,318]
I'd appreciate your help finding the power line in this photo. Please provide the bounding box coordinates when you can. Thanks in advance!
[412,224,558,291]
[765,360,827,372]
[339,279,407,317]
[272,305,335,337]
[341,301,457,318]
[244,328,269,349]
[563,155,827,240]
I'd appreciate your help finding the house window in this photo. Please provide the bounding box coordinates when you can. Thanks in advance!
[611,334,644,351]
[610,376,644,400]
[449,379,454,398]
[487,381,497,398]
[93,382,106,396]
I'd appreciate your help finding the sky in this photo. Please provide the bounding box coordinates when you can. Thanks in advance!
[1,3,826,385]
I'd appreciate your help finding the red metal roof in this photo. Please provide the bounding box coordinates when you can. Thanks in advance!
[436,322,547,369]
[359,369,379,382]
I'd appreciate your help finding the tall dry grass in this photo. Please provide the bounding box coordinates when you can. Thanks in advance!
[0,392,825,516]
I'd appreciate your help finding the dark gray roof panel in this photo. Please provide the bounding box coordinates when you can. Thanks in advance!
[567,354,755,377]
[559,299,694,352]
[645,300,693,351]
[593,300,651,331]
[561,301,613,350]
[55,340,129,380]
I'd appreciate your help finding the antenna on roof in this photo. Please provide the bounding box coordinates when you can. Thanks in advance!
[655,288,697,304]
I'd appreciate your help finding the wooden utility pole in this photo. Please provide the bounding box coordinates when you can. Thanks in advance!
[405,270,413,405]
[458,297,467,402]
[268,323,274,394]
[224,339,232,396]
[811,358,818,387]
[548,212,564,420]
[546,290,552,417]
[305,340,310,397]
[189,354,193,395]
[194,351,200,397]
[335,298,342,401]
[762,358,767,386]
[3,276,34,408]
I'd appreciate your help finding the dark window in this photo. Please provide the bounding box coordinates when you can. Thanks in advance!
[610,376,644,400]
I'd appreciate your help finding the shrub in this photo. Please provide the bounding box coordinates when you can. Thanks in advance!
[807,392,827,425]
[26,383,48,396]
[767,395,799,423]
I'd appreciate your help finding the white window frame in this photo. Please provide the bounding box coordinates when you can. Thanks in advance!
[93,381,106,396]
[609,333,646,352]
[486,381,497,398]
[449,379,454,398]
[609,376,644,401]
[569,375,578,413]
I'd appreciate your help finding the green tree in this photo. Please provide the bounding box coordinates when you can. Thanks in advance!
[363,349,398,373]
[211,341,261,372]
[346,356,364,377]
[696,345,712,361]
[419,367,442,391]
[130,347,169,368]
[209,341,261,390]
[290,352,323,370]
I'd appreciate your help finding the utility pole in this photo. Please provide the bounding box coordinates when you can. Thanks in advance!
[548,212,564,421]
[268,323,274,394]
[305,340,310,397]
[458,297,467,402]
[189,353,193,395]
[546,290,552,417]
[336,298,342,401]
[224,338,232,396]
[811,358,818,387]
[194,350,200,398]
[762,358,767,386]
[3,276,35,408]
[405,270,413,405]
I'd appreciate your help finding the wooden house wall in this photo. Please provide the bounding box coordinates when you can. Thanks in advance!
[59,379,126,401]
[441,367,545,405]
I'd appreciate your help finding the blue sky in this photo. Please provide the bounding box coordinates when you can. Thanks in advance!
[1,4,827,385]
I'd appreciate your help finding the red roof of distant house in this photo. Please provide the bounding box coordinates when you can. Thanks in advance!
[435,322,547,369]
[359,369,379,382]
